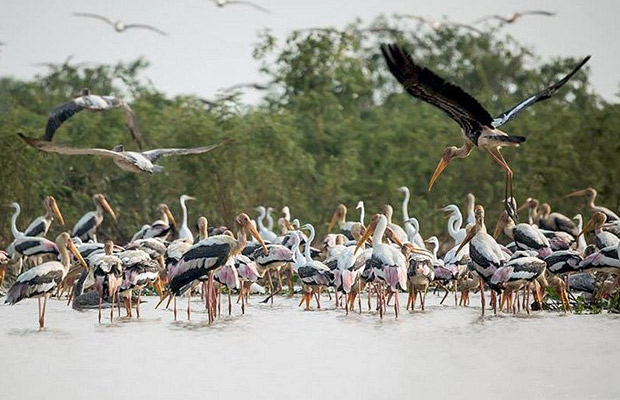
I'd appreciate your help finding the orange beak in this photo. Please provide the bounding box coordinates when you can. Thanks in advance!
[67,238,88,270]
[99,196,117,221]
[565,189,588,198]
[354,219,376,255]
[428,157,449,191]
[455,225,476,256]
[50,197,65,225]
[164,207,176,227]
[577,217,596,238]
[493,217,504,240]
[516,202,530,213]
[327,211,339,233]
[245,220,268,255]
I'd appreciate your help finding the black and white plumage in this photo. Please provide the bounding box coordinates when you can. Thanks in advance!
[494,210,552,258]
[73,12,168,36]
[579,212,620,250]
[19,134,230,174]
[132,203,176,241]
[566,188,620,222]
[91,241,123,322]
[211,0,270,13]
[544,250,584,275]
[11,236,59,260]
[381,43,590,219]
[23,196,65,237]
[117,249,160,318]
[474,10,556,25]
[39,88,142,147]
[5,232,87,329]
[490,256,546,290]
[72,193,117,242]
[579,243,620,274]
[536,203,579,237]
[292,227,334,310]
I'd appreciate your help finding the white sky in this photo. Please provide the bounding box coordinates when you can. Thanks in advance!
[1,0,618,102]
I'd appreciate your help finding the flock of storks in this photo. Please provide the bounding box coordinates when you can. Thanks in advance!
[3,8,617,329]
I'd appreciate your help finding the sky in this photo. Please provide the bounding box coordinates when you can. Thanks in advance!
[1,0,618,102]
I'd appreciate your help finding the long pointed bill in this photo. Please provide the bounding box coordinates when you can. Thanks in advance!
[354,224,374,255]
[67,240,88,269]
[516,202,530,213]
[327,212,339,233]
[385,227,403,247]
[577,218,595,238]
[428,158,449,192]
[455,226,476,256]
[246,222,268,255]
[165,208,176,228]
[493,218,504,240]
[101,198,117,221]
[565,189,587,198]
[51,198,65,225]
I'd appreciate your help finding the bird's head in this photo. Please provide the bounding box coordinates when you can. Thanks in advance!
[236,213,268,254]
[578,212,606,238]
[94,193,117,221]
[158,204,176,226]
[57,232,88,269]
[428,146,458,191]
[327,204,347,232]
[565,187,596,201]
[46,195,65,225]
[112,145,124,152]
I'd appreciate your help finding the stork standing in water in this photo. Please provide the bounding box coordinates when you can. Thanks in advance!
[118,249,159,318]
[293,226,333,310]
[22,196,65,237]
[91,241,123,323]
[5,232,87,329]
[456,205,509,315]
[578,212,620,250]
[566,188,620,222]
[355,214,409,318]
[132,204,176,241]
[381,43,590,220]
[166,213,268,323]
[72,194,117,242]
[397,186,424,248]
[492,254,547,314]
[493,210,552,258]
[177,195,196,242]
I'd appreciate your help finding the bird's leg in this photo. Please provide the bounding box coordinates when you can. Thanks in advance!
[486,148,517,221]
[240,284,246,315]
[173,297,177,321]
[98,295,102,324]
[394,289,399,318]
[38,297,42,328]
[228,288,232,316]
[110,291,115,323]
[136,290,141,319]
[438,282,449,305]
[187,291,191,321]
[367,284,372,311]
[267,270,274,305]
[40,295,48,330]
[479,278,486,317]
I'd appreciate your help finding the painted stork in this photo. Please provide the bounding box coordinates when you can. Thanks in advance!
[293,226,334,310]
[578,212,620,250]
[91,241,123,323]
[19,134,230,174]
[327,204,360,240]
[72,12,168,36]
[22,196,65,237]
[252,235,294,304]
[535,203,579,236]
[214,253,240,316]
[579,243,620,297]
[355,214,409,318]
[210,0,270,13]
[456,205,509,315]
[167,213,267,322]
[403,243,435,311]
[5,232,87,329]
[494,210,552,258]
[381,204,408,243]
[474,10,556,25]
[177,195,196,242]
[566,187,619,222]
[38,88,141,147]
[232,254,261,314]
[10,235,60,266]
[118,249,159,318]
[381,43,590,220]
[544,250,584,312]
[441,204,466,245]
[397,186,424,247]
[72,193,117,242]
[492,255,546,314]
[132,203,176,241]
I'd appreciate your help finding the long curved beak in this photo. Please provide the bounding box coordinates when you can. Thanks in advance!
[455,227,476,256]
[385,227,403,247]
[428,157,449,191]
[493,219,504,240]
[165,208,176,228]
[327,212,339,232]
[67,240,88,269]
[245,222,268,255]
[101,198,117,221]
[516,202,530,213]
[565,189,587,198]
[51,198,65,225]
[354,223,374,255]
[577,217,595,238]
[285,220,295,231]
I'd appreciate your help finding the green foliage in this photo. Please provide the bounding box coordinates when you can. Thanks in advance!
[0,16,618,245]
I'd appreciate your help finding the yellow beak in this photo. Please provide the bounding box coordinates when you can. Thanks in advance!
[428,157,449,191]
[565,189,587,198]
[246,221,269,255]
[354,221,375,255]
[67,239,88,269]
[51,198,65,226]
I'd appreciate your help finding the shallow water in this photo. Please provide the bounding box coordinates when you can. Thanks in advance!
[1,291,618,400]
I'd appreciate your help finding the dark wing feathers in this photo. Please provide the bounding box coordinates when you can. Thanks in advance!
[43,100,85,140]
[143,139,232,163]
[381,43,494,135]
[492,55,591,128]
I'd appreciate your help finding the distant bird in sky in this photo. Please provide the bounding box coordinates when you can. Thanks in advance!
[43,88,142,149]
[211,0,270,14]
[72,12,168,36]
[18,134,232,174]
[393,14,482,34]
[474,10,556,25]
[381,43,590,220]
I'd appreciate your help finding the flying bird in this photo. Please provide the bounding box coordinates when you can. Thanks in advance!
[42,88,142,148]
[380,43,590,220]
[393,14,482,34]
[210,0,270,14]
[72,12,168,36]
[18,134,232,174]
[475,10,556,25]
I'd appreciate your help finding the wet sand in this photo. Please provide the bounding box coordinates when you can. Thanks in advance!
[1,292,618,400]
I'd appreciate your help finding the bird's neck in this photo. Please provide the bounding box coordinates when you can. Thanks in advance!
[180,201,188,230]
[372,218,388,247]
[11,204,22,239]
[401,189,410,222]
[233,230,247,255]
[456,142,474,159]
[448,212,463,239]
[305,227,315,261]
